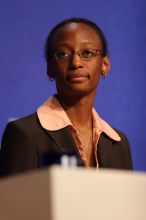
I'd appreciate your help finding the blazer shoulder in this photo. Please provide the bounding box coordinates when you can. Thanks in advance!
[8,112,38,127]
[3,113,43,135]
[112,128,130,145]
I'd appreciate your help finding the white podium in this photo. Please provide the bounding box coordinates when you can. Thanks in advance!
[0,166,146,220]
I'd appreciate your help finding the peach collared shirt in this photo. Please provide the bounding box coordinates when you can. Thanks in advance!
[37,96,121,168]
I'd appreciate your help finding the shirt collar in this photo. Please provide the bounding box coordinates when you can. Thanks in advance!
[37,96,121,141]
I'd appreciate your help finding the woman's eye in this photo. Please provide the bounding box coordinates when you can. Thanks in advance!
[82,50,93,57]
[56,51,69,59]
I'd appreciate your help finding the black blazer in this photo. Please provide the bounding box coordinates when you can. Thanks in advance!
[0,113,133,177]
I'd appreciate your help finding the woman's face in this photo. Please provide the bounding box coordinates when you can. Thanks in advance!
[48,23,110,99]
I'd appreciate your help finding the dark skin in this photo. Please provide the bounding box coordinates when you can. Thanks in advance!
[48,23,110,165]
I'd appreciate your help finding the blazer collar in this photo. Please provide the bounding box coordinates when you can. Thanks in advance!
[37,96,121,142]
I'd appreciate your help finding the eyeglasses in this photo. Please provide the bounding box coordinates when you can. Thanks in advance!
[53,48,103,62]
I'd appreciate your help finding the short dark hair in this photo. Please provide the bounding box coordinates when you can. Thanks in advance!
[44,17,108,65]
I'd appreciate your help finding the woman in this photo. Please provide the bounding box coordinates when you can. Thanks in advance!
[0,17,133,177]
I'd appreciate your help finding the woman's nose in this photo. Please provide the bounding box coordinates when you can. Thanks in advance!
[69,52,83,69]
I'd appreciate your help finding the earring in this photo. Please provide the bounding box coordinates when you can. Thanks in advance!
[49,76,54,81]
[101,72,107,79]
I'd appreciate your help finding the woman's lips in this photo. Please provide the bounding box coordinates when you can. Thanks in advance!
[66,73,89,83]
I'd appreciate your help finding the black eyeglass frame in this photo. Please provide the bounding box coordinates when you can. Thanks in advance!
[52,48,103,62]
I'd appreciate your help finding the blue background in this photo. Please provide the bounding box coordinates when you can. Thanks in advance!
[0,0,146,171]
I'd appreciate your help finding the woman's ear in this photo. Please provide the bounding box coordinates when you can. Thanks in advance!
[47,63,55,80]
[101,56,110,77]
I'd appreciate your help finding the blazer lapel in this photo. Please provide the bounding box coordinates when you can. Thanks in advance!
[45,127,84,166]
[97,132,116,168]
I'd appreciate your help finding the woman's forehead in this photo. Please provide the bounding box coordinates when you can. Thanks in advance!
[51,23,102,48]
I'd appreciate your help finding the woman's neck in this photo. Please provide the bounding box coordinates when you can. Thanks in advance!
[57,93,95,129]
